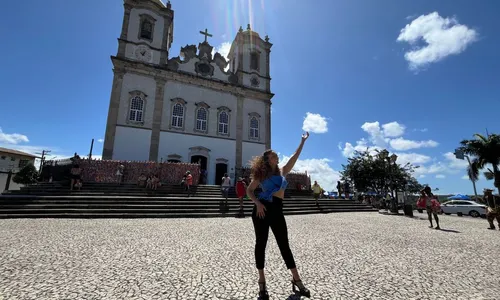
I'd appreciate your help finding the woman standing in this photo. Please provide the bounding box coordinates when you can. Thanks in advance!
[235,177,247,216]
[246,132,311,299]
[417,186,441,229]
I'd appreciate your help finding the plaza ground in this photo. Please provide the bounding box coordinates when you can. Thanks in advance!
[0,212,498,300]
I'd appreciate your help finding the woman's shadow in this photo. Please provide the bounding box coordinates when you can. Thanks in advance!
[286,293,301,300]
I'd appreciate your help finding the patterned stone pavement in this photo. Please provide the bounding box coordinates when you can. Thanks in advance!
[0,212,499,300]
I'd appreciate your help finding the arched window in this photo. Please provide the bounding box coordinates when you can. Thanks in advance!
[140,20,153,40]
[250,117,259,138]
[218,111,229,134]
[196,108,207,132]
[129,96,144,122]
[171,103,184,128]
[138,14,156,42]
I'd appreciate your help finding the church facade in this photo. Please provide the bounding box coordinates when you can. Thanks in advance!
[102,0,273,185]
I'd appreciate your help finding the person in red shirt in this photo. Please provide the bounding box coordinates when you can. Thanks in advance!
[236,177,247,216]
[185,171,193,197]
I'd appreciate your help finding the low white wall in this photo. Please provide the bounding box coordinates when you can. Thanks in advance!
[0,172,24,191]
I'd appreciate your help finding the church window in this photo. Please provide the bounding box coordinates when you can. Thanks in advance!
[129,96,144,122]
[250,117,259,138]
[138,14,156,42]
[218,111,229,135]
[196,108,208,132]
[171,103,184,128]
[250,52,259,71]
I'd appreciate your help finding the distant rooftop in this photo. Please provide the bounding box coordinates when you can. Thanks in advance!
[0,147,38,158]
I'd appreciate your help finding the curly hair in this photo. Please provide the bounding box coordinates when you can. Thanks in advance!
[249,149,281,181]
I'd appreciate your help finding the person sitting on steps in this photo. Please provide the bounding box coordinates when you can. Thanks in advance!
[246,132,311,300]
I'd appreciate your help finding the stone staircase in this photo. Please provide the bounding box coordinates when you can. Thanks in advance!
[0,182,376,218]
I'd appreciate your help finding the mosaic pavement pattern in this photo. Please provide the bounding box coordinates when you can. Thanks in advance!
[1,212,499,299]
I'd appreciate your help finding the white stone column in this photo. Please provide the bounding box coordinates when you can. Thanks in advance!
[102,70,125,160]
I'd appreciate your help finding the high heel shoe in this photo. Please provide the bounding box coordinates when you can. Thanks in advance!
[258,281,269,300]
[291,278,311,298]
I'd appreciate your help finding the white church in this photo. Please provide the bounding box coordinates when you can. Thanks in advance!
[102,0,273,185]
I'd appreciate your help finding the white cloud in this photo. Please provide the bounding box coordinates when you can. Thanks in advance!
[382,122,406,137]
[397,12,478,70]
[462,175,469,180]
[0,128,29,144]
[435,174,446,179]
[443,152,468,169]
[279,155,340,191]
[214,42,231,59]
[97,139,104,143]
[389,137,439,151]
[302,112,328,134]
[361,121,387,147]
[395,152,432,165]
[341,139,381,158]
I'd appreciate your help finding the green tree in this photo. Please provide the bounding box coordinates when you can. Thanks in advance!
[13,163,38,185]
[459,133,500,194]
[341,149,422,195]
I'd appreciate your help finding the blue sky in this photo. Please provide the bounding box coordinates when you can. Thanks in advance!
[1,0,499,194]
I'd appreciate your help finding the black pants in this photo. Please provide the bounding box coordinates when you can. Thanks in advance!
[252,196,296,270]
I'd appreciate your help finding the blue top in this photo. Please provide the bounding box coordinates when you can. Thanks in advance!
[259,175,288,202]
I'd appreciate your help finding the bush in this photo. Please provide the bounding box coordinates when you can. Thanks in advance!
[13,164,38,185]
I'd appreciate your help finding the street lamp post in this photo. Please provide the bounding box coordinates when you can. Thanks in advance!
[454,149,479,202]
[378,149,399,213]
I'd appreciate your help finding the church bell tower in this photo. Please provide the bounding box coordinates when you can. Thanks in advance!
[117,0,174,66]
[227,24,273,92]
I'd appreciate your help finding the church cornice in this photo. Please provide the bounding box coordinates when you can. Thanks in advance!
[124,0,173,18]
[111,56,274,102]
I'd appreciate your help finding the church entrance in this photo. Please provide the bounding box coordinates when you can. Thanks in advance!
[191,155,208,184]
[215,163,228,185]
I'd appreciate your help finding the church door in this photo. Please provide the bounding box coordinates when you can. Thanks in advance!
[215,163,228,185]
[191,155,208,184]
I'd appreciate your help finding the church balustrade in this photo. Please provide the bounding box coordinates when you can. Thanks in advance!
[77,159,200,185]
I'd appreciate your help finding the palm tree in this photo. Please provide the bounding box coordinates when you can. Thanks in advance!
[459,133,500,194]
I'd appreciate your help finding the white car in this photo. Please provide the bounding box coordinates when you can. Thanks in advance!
[440,200,487,218]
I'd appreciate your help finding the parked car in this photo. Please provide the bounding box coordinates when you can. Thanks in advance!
[440,200,487,218]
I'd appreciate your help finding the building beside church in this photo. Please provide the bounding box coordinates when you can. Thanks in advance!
[102,0,273,185]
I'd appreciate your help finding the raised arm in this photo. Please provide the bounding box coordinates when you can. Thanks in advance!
[282,132,309,175]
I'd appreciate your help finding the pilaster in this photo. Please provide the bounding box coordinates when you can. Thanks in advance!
[149,78,167,161]
[102,70,126,160]
[265,49,271,92]
[118,4,132,57]
[265,102,271,149]
[235,96,244,178]
[159,18,172,65]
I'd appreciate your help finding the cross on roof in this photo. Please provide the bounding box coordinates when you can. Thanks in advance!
[199,28,213,43]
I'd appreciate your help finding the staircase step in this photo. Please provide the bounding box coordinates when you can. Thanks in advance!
[0,209,376,219]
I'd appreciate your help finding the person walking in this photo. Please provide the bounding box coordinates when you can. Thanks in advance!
[311,181,322,206]
[185,171,193,197]
[336,181,342,199]
[484,188,500,230]
[246,132,311,299]
[417,186,441,229]
[221,173,231,205]
[236,177,247,217]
